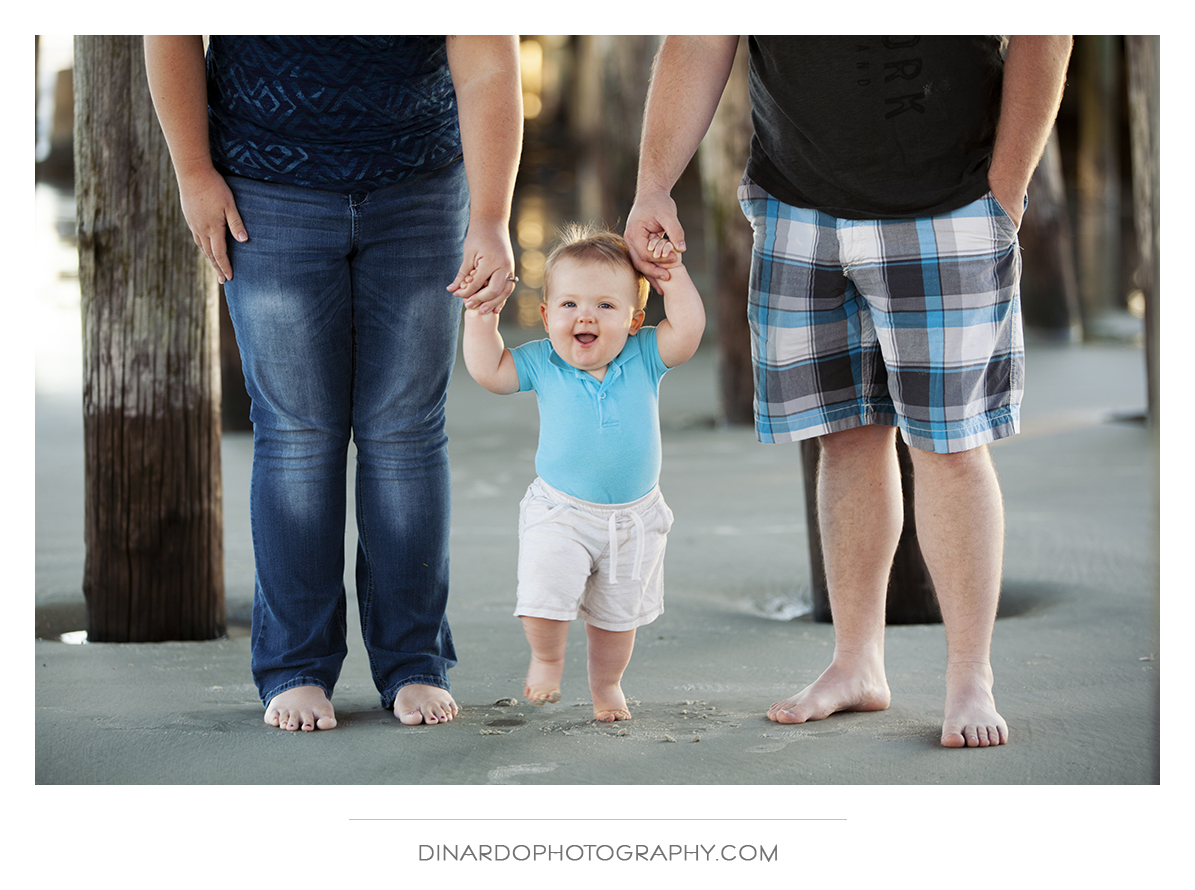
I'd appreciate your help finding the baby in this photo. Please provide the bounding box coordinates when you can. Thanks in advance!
[461,224,705,721]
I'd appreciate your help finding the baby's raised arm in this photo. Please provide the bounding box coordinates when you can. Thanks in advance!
[651,241,706,369]
[462,307,521,394]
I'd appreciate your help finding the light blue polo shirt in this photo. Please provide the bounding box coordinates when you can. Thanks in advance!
[510,327,669,504]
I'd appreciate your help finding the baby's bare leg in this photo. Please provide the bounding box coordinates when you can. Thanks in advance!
[587,625,635,721]
[521,616,569,704]
[265,685,337,731]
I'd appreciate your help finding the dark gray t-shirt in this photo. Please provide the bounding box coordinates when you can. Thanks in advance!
[745,36,1005,219]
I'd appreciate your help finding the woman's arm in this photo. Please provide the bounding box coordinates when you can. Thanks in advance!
[144,35,247,283]
[445,35,523,314]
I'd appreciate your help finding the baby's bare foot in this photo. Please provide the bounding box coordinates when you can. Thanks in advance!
[941,662,1008,748]
[265,686,337,732]
[591,682,631,722]
[525,686,562,705]
[594,707,632,722]
[767,660,890,724]
[393,684,458,725]
[524,654,564,706]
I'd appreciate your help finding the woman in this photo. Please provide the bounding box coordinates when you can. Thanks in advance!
[144,35,522,731]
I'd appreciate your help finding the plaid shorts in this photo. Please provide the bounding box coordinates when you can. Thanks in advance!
[738,175,1024,454]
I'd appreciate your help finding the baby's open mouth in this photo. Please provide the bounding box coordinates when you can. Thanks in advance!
[575,333,597,344]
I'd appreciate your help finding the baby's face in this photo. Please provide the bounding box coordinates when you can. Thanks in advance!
[540,258,645,378]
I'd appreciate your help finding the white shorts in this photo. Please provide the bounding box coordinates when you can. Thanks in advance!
[515,477,674,632]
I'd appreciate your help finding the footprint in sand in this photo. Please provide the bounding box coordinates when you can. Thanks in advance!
[487,763,559,784]
[747,740,792,754]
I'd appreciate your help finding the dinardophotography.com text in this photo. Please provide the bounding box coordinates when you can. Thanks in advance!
[418,843,778,863]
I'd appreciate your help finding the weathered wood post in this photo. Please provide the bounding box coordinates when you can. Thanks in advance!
[573,35,659,232]
[1020,130,1083,340]
[1075,35,1123,334]
[74,35,225,641]
[801,436,940,624]
[1125,35,1160,432]
[699,37,755,426]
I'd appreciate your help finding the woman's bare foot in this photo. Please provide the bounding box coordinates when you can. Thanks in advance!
[766,658,891,724]
[265,686,337,732]
[941,662,1008,747]
[393,684,458,725]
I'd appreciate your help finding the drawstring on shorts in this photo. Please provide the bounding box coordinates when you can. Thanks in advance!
[607,508,647,582]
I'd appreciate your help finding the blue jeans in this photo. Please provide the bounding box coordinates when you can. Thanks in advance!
[223,162,466,709]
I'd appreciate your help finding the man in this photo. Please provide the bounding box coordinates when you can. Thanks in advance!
[626,35,1072,747]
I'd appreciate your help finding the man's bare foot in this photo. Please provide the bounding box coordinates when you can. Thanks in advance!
[393,684,458,725]
[767,659,891,724]
[941,662,1008,748]
[524,654,564,706]
[265,686,337,732]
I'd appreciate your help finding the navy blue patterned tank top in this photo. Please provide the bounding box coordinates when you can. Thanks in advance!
[206,36,461,191]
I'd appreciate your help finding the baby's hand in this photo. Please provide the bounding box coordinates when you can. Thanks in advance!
[647,234,682,268]
[450,266,479,296]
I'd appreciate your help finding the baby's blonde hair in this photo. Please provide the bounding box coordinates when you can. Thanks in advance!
[542,223,650,311]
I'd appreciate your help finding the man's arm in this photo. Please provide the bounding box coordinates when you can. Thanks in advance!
[445,35,523,314]
[626,35,739,283]
[988,35,1074,228]
[144,35,247,283]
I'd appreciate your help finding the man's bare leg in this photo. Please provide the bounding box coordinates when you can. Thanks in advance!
[587,624,636,721]
[768,425,901,724]
[521,616,569,705]
[908,444,1009,747]
[393,684,459,725]
[265,685,337,731]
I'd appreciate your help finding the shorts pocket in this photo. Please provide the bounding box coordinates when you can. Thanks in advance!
[518,494,569,538]
[986,190,1026,239]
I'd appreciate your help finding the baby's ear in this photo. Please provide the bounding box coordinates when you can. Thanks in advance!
[629,309,646,334]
